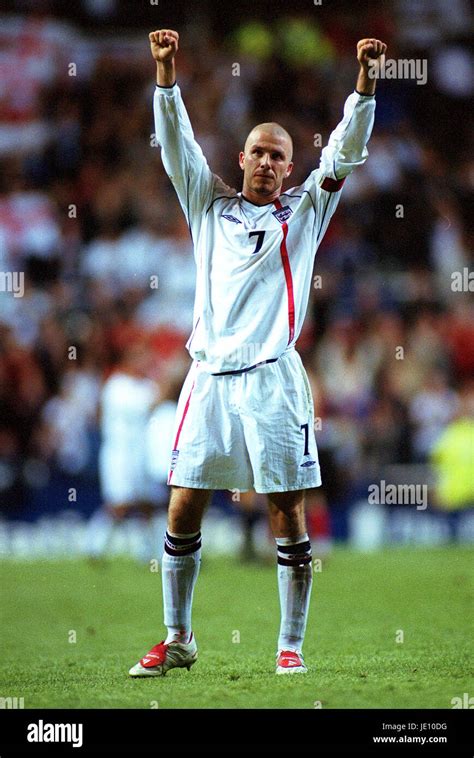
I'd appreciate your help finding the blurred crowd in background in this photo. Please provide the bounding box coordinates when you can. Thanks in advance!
[0,0,472,549]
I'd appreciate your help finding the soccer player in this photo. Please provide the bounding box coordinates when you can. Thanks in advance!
[129,29,387,676]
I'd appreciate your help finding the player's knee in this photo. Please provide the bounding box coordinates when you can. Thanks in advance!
[278,502,304,522]
[168,486,210,531]
[170,486,210,508]
[267,491,305,515]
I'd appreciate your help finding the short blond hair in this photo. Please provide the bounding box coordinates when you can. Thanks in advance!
[244,122,293,160]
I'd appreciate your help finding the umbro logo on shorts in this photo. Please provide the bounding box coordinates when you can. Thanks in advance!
[272,205,293,223]
[300,460,316,467]
[221,214,242,224]
[170,449,180,470]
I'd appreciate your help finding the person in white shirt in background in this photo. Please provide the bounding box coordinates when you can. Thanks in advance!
[146,363,188,506]
[85,343,159,561]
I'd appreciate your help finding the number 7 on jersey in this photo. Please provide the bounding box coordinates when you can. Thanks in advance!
[249,231,265,254]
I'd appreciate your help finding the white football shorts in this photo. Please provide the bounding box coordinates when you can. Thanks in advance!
[167,348,321,493]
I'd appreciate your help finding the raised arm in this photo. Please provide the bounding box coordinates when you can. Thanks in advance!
[318,37,387,184]
[150,29,177,87]
[305,38,386,244]
[149,29,221,231]
[355,38,387,96]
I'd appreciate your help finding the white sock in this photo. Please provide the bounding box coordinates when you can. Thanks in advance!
[162,530,201,644]
[276,534,313,652]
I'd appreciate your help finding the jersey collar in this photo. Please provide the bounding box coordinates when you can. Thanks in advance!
[239,192,279,208]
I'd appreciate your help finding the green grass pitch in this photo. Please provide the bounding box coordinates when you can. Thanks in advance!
[0,547,472,709]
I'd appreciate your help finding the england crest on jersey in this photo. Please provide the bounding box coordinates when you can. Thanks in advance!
[272,205,293,224]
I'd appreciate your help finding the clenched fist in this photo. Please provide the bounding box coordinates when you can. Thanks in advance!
[149,29,179,63]
[357,38,387,69]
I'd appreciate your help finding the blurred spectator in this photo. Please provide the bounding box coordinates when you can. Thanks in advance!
[409,371,458,462]
[430,381,474,541]
[84,343,159,560]
[146,359,189,506]
[40,365,100,475]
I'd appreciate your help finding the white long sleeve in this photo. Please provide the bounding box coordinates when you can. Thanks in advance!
[153,84,234,241]
[319,91,376,181]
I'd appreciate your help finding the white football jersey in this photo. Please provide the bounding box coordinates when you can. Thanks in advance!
[154,84,375,374]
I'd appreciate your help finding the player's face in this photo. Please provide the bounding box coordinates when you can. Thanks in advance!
[239,130,293,198]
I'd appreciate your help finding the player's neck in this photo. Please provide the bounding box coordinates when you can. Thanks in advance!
[241,187,281,207]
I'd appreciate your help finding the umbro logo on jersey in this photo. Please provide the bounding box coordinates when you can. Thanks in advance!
[300,460,316,467]
[272,205,293,223]
[221,214,242,224]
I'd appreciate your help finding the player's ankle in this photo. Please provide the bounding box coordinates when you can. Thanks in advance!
[165,628,192,644]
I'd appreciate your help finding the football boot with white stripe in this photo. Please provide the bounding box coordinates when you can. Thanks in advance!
[129,634,198,677]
